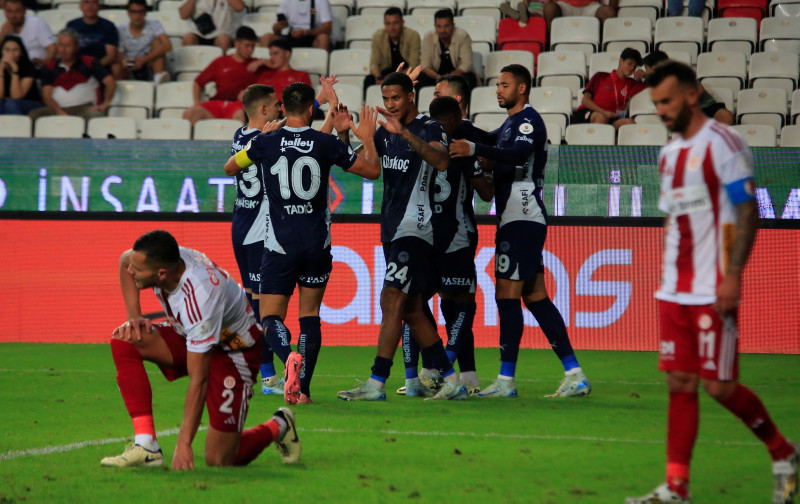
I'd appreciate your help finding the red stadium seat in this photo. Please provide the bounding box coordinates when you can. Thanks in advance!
[497,18,547,62]
[721,6,763,24]
[718,0,767,19]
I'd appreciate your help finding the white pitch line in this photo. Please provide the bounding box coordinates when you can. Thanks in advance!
[1,425,762,463]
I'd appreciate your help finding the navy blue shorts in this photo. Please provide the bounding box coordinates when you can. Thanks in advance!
[260,245,333,296]
[382,237,435,297]
[494,221,546,281]
[434,238,477,295]
[232,240,263,294]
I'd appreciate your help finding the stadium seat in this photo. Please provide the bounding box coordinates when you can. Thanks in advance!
[707,17,758,58]
[629,90,660,123]
[696,52,748,101]
[484,50,535,86]
[34,116,85,138]
[748,52,799,96]
[792,89,800,124]
[404,14,434,36]
[365,84,383,108]
[771,0,800,16]
[469,86,501,118]
[416,86,436,114]
[149,10,193,37]
[169,46,223,80]
[458,0,505,13]
[36,9,81,33]
[327,49,371,87]
[344,14,382,45]
[407,0,456,14]
[736,88,788,131]
[455,15,498,46]
[617,0,662,25]
[242,12,276,26]
[617,123,669,145]
[565,123,616,145]
[86,117,138,139]
[328,0,354,14]
[550,16,600,58]
[759,17,800,53]
[157,1,184,13]
[536,51,586,109]
[459,7,502,23]
[589,51,621,79]
[779,125,800,146]
[357,0,404,15]
[109,80,154,121]
[654,16,705,64]
[193,119,244,140]
[664,50,693,67]
[731,124,777,146]
[530,87,572,132]
[0,115,32,138]
[472,50,485,83]
[100,9,127,24]
[291,48,329,81]
[472,112,506,131]
[544,122,563,144]
[706,86,736,114]
[328,83,364,116]
[496,17,546,56]
[139,118,192,139]
[155,81,194,118]
[718,0,767,20]
[601,17,652,54]
[330,3,350,45]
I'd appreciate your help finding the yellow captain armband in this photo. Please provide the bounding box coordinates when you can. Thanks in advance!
[234,149,254,169]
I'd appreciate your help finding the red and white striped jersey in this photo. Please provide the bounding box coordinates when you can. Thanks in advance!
[655,119,754,305]
[154,247,258,353]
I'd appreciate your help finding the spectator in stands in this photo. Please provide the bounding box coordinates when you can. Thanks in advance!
[0,0,55,67]
[419,9,477,90]
[67,0,119,68]
[571,47,646,130]
[544,0,617,35]
[250,39,311,100]
[364,7,420,88]
[182,26,259,125]
[643,50,734,125]
[112,0,172,84]
[499,0,544,24]
[668,0,703,16]
[0,35,42,114]
[179,0,244,50]
[262,0,333,50]
[29,28,116,121]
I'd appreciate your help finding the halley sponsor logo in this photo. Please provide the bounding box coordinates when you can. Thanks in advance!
[280,136,314,153]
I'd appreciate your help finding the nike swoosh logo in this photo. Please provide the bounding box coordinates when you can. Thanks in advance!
[144,455,159,462]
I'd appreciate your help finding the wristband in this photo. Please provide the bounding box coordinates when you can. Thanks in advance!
[314,99,320,108]
[465,140,476,157]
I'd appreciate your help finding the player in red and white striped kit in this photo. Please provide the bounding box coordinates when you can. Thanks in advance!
[627,61,799,504]
[100,230,301,470]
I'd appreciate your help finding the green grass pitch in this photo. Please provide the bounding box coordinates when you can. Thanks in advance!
[1,343,798,503]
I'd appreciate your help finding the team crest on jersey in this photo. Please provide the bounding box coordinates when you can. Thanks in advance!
[223,376,236,389]
[698,314,713,330]
[398,251,409,263]
[688,155,702,172]
[499,241,510,253]
[519,123,533,135]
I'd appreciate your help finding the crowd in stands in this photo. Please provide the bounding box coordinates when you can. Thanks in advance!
[0,0,797,145]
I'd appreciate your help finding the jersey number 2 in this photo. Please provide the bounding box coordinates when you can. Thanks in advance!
[270,156,321,200]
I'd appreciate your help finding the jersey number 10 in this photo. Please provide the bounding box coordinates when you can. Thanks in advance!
[269,155,322,200]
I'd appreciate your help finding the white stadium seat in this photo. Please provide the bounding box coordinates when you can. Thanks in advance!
[484,51,535,86]
[748,52,799,96]
[0,115,32,138]
[759,17,800,53]
[86,117,138,139]
[469,86,500,118]
[291,48,330,80]
[416,86,436,114]
[357,0,404,15]
[155,81,194,117]
[139,118,192,139]
[589,51,621,80]
[536,51,586,108]
[35,9,81,33]
[345,15,383,47]
[193,119,244,140]
[565,123,616,145]
[617,0,661,25]
[696,52,748,101]
[34,116,85,138]
[629,91,659,123]
[530,87,572,132]
[328,49,371,87]
[472,113,506,131]
[149,10,193,37]
[654,16,704,64]
[617,123,669,145]
[779,125,800,147]
[707,18,758,59]
[736,88,788,131]
[365,84,384,108]
[731,124,778,147]
[602,17,652,54]
[109,80,154,120]
[455,15,497,45]
[169,46,223,79]
[792,89,800,124]
[551,16,600,58]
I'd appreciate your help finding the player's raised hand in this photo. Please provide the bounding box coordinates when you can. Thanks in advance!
[376,106,404,135]
[449,138,472,158]
[112,318,153,342]
[333,103,352,133]
[395,62,421,86]
[262,117,287,133]
[317,75,339,108]
[351,105,377,141]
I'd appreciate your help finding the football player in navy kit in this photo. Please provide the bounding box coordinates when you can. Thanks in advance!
[450,64,592,398]
[336,72,468,401]
[397,95,494,397]
[225,83,381,404]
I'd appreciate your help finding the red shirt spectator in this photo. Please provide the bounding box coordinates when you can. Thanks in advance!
[248,39,310,102]
[256,68,311,100]
[196,54,258,101]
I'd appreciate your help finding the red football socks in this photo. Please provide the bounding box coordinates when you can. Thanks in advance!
[666,391,698,497]
[719,384,794,461]
[233,420,280,466]
[110,338,153,419]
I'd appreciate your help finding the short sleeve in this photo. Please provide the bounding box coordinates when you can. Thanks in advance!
[423,120,448,148]
[35,18,55,46]
[332,137,358,171]
[243,133,268,163]
[104,19,119,46]
[316,0,332,24]
[150,19,166,36]
[583,73,601,97]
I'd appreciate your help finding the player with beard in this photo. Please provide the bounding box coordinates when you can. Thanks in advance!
[450,64,591,398]
[626,60,798,504]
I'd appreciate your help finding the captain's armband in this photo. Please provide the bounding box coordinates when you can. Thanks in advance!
[234,149,254,169]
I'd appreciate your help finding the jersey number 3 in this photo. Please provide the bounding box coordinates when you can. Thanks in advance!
[269,156,321,200]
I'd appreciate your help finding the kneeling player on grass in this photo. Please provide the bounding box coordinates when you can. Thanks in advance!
[101,230,300,469]
[225,83,381,404]
[450,64,591,398]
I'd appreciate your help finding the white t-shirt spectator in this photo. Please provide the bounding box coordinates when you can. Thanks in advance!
[277,0,333,39]
[18,16,54,63]
[182,0,240,39]
[117,19,166,58]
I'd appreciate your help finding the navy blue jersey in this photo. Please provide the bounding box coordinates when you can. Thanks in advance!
[231,126,267,246]
[474,104,548,227]
[431,151,483,253]
[375,114,448,244]
[243,126,358,253]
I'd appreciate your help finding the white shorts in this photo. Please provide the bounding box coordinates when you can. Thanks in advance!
[556,1,602,16]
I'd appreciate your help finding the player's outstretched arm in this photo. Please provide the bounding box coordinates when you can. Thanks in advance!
[319,104,336,134]
[173,349,212,470]
[470,173,494,202]
[450,137,535,164]
[224,149,254,176]
[376,106,449,171]
[348,105,381,180]
[715,198,758,316]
